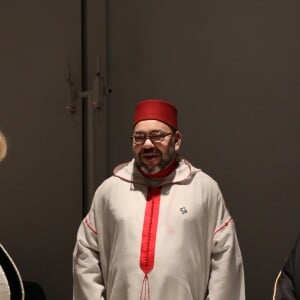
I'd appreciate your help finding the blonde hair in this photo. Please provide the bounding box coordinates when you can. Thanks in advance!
[0,131,7,161]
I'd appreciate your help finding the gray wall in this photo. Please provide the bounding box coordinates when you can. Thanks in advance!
[0,1,107,298]
[107,1,300,299]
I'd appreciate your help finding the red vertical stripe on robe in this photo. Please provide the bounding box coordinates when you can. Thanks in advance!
[140,187,161,274]
[139,187,161,300]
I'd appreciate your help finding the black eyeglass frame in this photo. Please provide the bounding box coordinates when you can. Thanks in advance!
[131,132,173,145]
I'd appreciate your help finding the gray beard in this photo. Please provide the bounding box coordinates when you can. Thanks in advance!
[135,146,176,174]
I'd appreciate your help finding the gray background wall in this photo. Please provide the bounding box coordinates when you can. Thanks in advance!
[1,1,300,299]
[0,1,106,299]
[107,1,300,299]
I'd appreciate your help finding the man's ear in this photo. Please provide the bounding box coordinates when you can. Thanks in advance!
[174,131,182,151]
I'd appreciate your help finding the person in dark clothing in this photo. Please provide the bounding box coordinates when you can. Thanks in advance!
[1,131,46,300]
[273,233,300,299]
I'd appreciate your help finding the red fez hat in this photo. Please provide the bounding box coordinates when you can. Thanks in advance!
[133,99,178,129]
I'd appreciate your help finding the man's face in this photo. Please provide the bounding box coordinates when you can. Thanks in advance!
[132,120,181,174]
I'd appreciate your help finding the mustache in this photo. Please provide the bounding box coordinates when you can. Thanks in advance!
[140,148,161,155]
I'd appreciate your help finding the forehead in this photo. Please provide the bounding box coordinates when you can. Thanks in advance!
[133,120,172,132]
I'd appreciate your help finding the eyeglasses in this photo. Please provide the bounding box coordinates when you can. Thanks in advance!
[131,132,173,145]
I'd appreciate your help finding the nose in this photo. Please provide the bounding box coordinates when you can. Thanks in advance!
[142,137,155,148]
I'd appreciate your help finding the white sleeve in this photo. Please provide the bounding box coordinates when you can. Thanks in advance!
[206,192,245,300]
[73,203,105,300]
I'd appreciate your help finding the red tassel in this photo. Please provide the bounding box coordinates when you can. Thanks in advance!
[139,273,150,300]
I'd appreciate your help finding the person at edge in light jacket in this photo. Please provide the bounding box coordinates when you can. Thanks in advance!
[273,232,300,299]
[0,131,25,300]
[0,131,7,162]
[73,99,245,300]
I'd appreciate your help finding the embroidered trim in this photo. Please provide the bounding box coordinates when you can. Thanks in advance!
[140,187,161,274]
[272,271,281,300]
[139,187,161,300]
[214,217,233,235]
[84,216,97,234]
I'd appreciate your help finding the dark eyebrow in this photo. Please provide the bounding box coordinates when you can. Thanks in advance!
[149,130,163,134]
[133,130,164,135]
[132,131,146,135]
